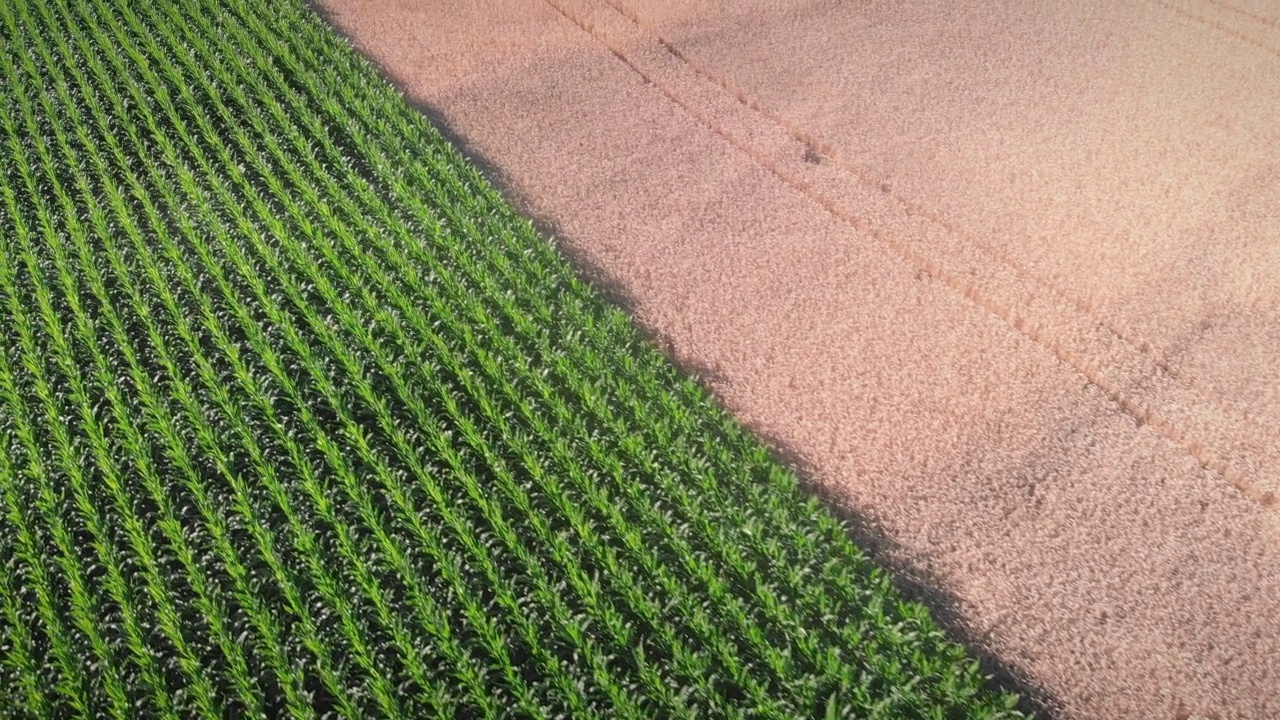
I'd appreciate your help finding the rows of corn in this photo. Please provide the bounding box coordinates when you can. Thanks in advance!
[0,0,1027,716]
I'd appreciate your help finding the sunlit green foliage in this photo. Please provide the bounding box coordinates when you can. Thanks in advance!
[0,0,1028,716]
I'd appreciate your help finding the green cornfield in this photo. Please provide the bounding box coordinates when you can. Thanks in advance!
[0,0,1028,717]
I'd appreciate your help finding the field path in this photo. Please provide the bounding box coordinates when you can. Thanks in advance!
[314,1,1280,716]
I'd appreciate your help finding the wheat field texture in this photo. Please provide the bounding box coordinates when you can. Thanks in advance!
[0,0,1028,717]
